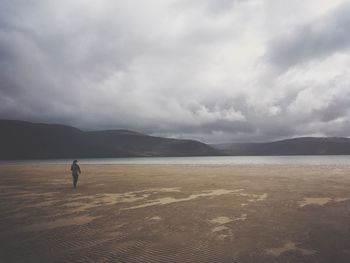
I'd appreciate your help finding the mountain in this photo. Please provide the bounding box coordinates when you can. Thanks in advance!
[211,137,350,155]
[0,120,220,160]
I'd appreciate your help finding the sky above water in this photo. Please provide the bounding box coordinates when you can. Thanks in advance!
[1,0,350,143]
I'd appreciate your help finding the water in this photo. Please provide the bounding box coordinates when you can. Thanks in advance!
[2,155,350,165]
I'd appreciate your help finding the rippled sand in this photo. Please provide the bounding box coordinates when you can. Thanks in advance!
[1,164,350,262]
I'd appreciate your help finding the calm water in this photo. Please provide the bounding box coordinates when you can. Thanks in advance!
[2,156,350,165]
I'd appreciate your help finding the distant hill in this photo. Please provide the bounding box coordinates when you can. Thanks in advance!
[211,137,350,156]
[0,120,220,160]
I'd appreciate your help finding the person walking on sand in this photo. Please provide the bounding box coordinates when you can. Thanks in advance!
[71,160,81,189]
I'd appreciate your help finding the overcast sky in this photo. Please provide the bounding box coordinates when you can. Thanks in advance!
[1,0,350,143]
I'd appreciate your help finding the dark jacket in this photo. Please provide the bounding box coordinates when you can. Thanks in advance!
[71,163,81,175]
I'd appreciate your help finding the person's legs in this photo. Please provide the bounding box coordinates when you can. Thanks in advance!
[72,174,79,188]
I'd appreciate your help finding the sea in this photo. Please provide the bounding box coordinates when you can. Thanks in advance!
[2,155,350,165]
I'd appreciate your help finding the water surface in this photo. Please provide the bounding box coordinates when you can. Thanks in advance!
[2,155,350,165]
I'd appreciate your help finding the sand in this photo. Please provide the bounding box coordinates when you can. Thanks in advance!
[1,163,350,262]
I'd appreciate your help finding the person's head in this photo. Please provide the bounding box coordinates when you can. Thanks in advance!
[73,160,78,163]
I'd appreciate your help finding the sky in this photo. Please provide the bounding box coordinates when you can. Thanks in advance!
[1,0,350,143]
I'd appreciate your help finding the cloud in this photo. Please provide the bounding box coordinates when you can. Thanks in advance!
[265,2,350,70]
[1,0,350,143]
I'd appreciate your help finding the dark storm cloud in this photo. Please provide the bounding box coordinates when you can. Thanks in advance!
[0,1,148,123]
[315,92,350,123]
[1,1,350,143]
[265,2,350,70]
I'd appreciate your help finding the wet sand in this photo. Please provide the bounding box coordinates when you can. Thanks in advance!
[1,164,350,262]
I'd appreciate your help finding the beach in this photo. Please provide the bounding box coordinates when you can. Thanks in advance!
[1,164,350,262]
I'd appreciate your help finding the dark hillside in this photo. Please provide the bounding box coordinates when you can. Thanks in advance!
[0,120,219,160]
[212,137,350,155]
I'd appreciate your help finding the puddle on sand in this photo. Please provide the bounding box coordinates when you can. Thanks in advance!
[148,216,162,221]
[129,187,181,194]
[125,189,243,210]
[248,193,268,202]
[208,215,237,238]
[209,216,232,225]
[62,202,101,213]
[149,187,181,193]
[212,225,230,233]
[18,215,97,232]
[233,213,247,222]
[95,193,150,205]
[239,193,268,202]
[56,188,183,213]
[334,197,350,202]
[298,197,350,207]
[209,214,247,235]
[299,198,331,207]
[265,241,316,256]
[210,213,247,224]
[93,188,182,206]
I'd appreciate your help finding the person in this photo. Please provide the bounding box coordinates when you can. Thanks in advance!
[70,160,81,188]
